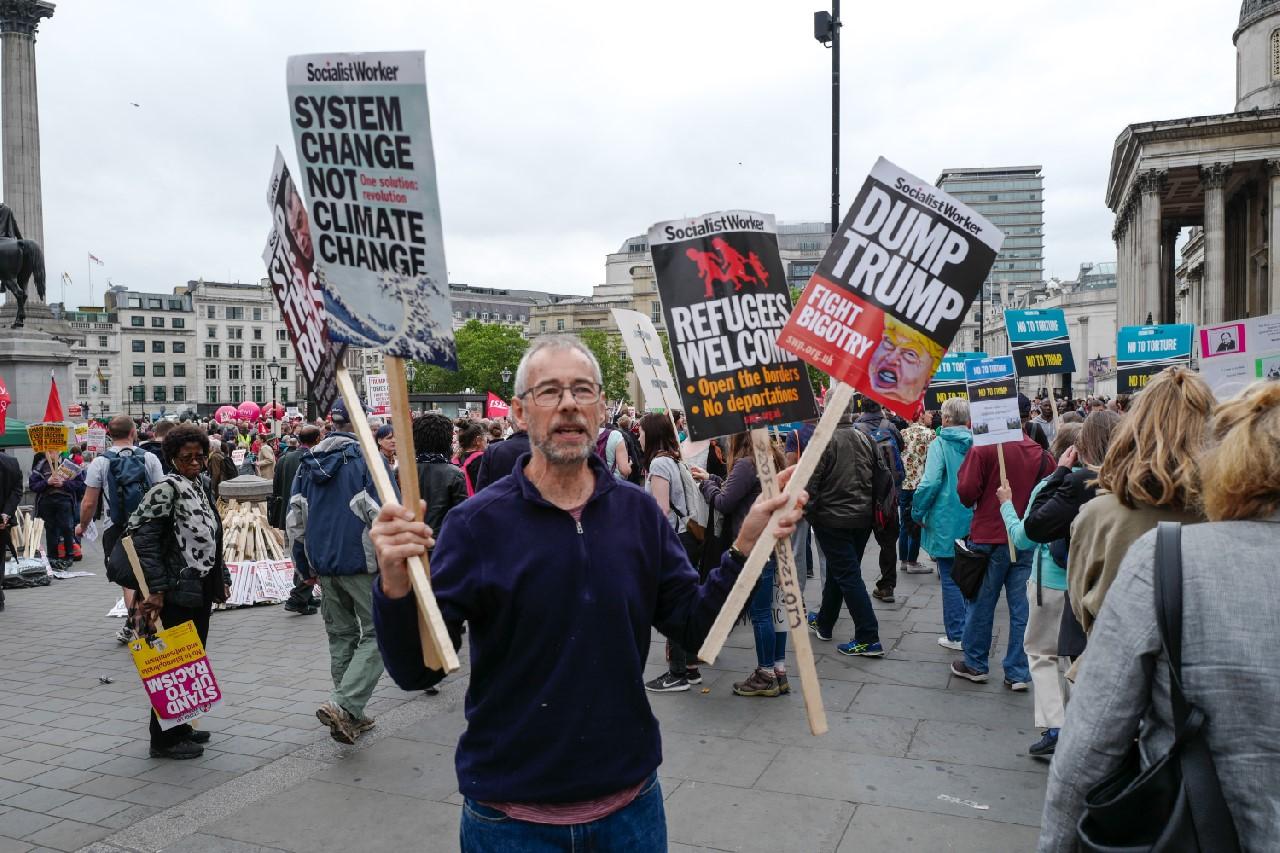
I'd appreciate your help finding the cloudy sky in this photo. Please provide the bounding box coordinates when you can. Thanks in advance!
[32,1,1241,307]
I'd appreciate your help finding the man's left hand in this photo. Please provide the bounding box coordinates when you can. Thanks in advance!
[733,465,808,555]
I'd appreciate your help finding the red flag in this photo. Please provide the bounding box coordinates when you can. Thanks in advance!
[485,392,510,419]
[0,377,9,433]
[44,371,64,422]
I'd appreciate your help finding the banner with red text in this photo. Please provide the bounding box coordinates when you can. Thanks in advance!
[647,211,817,439]
[485,393,510,419]
[777,158,1003,418]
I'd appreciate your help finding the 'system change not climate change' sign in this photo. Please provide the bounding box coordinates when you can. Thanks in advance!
[1005,308,1075,376]
[648,210,817,439]
[1117,323,1193,392]
[777,158,1003,418]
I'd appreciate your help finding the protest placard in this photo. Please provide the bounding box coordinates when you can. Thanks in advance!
[286,51,455,368]
[647,211,818,438]
[27,423,68,454]
[1117,324,1193,393]
[965,355,1021,555]
[1005,308,1075,376]
[85,426,107,453]
[365,373,390,415]
[610,307,683,413]
[286,50,458,674]
[264,149,343,413]
[1197,312,1280,399]
[925,351,986,411]
[778,158,1003,419]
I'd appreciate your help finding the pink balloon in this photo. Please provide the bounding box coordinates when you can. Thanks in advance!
[215,406,238,424]
[236,401,261,421]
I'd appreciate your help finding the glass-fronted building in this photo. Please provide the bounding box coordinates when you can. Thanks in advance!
[935,166,1045,301]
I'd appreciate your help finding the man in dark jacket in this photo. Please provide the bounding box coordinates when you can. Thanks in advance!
[473,416,529,491]
[0,449,21,610]
[276,425,321,615]
[804,399,889,657]
[368,336,800,848]
[287,402,387,744]
[853,399,903,603]
[953,431,1053,688]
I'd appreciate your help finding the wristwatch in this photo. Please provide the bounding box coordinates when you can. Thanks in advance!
[727,544,748,565]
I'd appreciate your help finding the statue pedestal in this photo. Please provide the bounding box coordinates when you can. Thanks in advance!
[0,326,76,480]
[0,297,74,342]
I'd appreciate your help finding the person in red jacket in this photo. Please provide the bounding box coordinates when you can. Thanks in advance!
[950,430,1053,689]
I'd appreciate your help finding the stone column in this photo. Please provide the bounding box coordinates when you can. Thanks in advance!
[1113,216,1131,326]
[0,1,52,247]
[1161,222,1178,324]
[1201,163,1231,325]
[1269,160,1280,316]
[1137,170,1166,325]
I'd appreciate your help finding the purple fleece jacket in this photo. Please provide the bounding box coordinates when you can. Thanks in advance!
[371,452,746,804]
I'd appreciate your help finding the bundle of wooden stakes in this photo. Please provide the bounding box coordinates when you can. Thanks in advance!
[220,500,287,563]
[8,507,45,559]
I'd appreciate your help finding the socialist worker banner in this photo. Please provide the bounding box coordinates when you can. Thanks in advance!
[647,210,817,439]
[777,158,1003,418]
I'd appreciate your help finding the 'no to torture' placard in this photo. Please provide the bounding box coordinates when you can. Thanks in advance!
[777,158,1003,418]
[647,211,817,439]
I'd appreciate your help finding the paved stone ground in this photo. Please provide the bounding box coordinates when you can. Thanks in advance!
[0,537,1050,852]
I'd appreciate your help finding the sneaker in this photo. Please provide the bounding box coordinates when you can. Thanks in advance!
[1004,679,1030,692]
[1029,729,1059,757]
[837,641,885,657]
[732,668,781,697]
[774,672,791,694]
[684,668,702,685]
[116,624,136,645]
[807,612,832,642]
[284,599,317,615]
[316,701,358,745]
[871,588,895,604]
[644,673,689,693]
[937,637,963,651]
[72,543,83,561]
[149,740,203,760]
[950,660,988,683]
[903,561,933,574]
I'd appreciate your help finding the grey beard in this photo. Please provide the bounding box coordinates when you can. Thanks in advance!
[531,432,592,466]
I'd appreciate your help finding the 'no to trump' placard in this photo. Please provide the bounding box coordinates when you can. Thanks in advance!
[647,211,817,439]
[778,158,1003,418]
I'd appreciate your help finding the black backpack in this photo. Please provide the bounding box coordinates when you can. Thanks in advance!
[103,447,151,528]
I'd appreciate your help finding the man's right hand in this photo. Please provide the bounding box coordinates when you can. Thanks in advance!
[370,499,433,600]
[74,523,83,537]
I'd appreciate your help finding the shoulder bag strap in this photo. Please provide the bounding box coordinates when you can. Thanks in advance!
[1153,521,1188,726]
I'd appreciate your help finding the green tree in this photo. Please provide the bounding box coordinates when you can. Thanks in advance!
[411,320,528,400]
[578,329,630,403]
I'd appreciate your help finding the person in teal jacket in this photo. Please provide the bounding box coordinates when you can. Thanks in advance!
[911,397,973,650]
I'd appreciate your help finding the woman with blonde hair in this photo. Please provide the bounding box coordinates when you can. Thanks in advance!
[1039,381,1280,851]
[1066,367,1213,634]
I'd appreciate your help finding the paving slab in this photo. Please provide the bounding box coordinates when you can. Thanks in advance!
[664,779,854,852]
[837,803,1043,852]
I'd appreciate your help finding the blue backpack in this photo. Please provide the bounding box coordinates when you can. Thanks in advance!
[858,419,905,484]
[103,447,151,527]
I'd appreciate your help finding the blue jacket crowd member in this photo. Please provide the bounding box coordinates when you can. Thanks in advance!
[369,335,802,852]
[287,400,388,745]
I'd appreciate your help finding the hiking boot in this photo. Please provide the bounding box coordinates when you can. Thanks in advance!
[872,588,895,603]
[937,637,962,651]
[903,561,933,574]
[684,668,702,685]
[807,611,832,642]
[774,671,791,694]
[184,729,211,744]
[316,701,358,745]
[950,660,989,683]
[1029,729,1059,757]
[837,641,885,657]
[644,672,689,693]
[732,668,781,697]
[352,716,376,735]
[149,740,203,760]
[284,599,317,615]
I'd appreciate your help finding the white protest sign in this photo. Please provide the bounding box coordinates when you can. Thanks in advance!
[610,307,682,412]
[365,373,391,415]
[1198,312,1280,399]
[964,356,1021,447]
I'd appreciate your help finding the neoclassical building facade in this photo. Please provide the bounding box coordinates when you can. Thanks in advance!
[1106,0,1280,328]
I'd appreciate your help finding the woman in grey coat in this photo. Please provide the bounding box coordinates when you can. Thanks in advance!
[1038,381,1280,851]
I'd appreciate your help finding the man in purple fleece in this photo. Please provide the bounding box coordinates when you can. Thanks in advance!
[369,334,803,852]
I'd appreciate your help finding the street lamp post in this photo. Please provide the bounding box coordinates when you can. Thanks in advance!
[501,367,512,398]
[814,3,841,235]
[267,357,280,437]
[99,401,107,422]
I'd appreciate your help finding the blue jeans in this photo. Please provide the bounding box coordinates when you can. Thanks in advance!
[935,557,967,642]
[961,544,1032,682]
[812,525,878,645]
[460,773,665,852]
[897,489,920,562]
[749,558,787,669]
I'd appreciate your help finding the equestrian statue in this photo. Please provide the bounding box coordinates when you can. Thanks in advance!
[0,202,46,328]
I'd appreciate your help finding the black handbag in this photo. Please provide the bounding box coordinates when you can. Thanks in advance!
[1076,522,1241,852]
[950,539,989,601]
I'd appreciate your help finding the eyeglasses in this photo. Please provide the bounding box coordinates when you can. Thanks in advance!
[174,452,206,465]
[522,382,601,407]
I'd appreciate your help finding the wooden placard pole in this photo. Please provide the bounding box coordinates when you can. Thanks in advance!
[336,366,459,674]
[996,444,1017,559]
[750,428,827,736]
[698,381,854,665]
[122,536,164,633]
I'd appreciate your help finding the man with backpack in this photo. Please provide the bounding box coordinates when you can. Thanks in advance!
[853,399,905,604]
[77,415,164,641]
[596,422,642,485]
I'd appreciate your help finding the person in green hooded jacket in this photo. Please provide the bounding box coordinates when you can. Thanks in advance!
[911,397,974,651]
